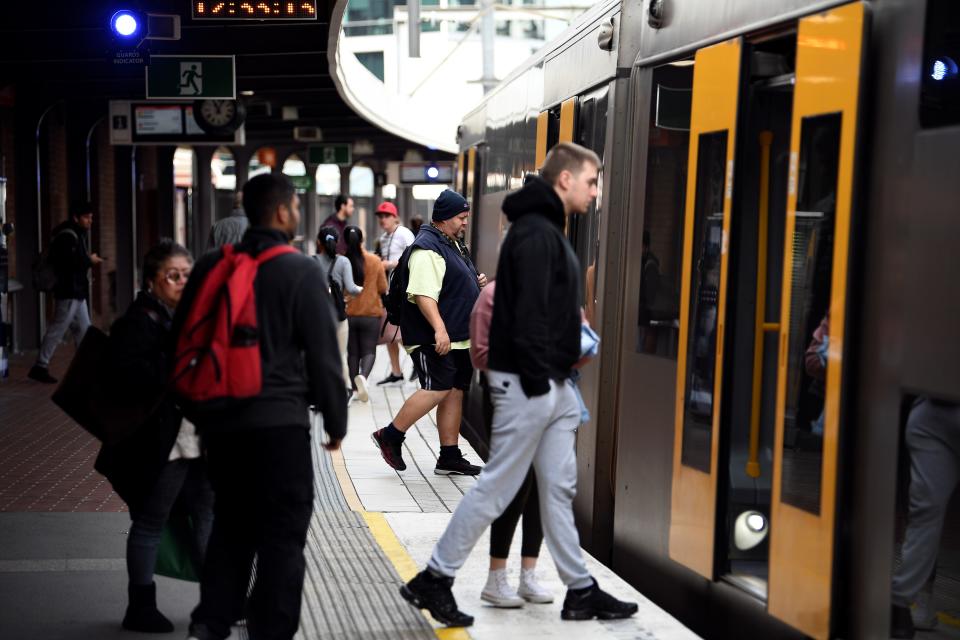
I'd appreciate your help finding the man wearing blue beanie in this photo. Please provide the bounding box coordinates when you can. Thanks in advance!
[372,189,488,476]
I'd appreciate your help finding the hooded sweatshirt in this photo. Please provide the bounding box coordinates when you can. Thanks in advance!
[487,175,581,397]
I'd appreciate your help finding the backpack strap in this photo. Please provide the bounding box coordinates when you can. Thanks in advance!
[254,244,298,264]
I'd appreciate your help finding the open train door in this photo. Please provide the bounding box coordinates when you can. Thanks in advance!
[767,3,867,638]
[668,37,742,579]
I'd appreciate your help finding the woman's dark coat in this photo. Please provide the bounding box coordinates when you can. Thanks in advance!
[94,291,181,514]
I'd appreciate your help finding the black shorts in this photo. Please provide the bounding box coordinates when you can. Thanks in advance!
[412,347,473,391]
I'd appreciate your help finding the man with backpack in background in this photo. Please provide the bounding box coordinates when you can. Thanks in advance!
[172,173,347,640]
[374,201,415,386]
[399,143,638,627]
[28,202,104,384]
[372,189,486,476]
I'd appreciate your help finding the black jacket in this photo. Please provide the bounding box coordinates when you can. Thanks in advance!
[50,219,92,300]
[488,176,581,397]
[95,291,182,513]
[172,227,347,440]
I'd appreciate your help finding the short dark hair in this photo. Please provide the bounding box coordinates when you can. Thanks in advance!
[540,142,601,186]
[335,195,351,212]
[71,201,93,219]
[142,239,192,289]
[242,174,296,227]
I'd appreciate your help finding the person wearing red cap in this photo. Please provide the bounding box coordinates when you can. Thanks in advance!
[375,201,416,385]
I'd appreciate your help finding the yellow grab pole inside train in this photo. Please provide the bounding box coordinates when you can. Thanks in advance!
[746,130,776,479]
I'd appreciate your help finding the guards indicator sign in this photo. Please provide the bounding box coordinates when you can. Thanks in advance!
[192,1,318,20]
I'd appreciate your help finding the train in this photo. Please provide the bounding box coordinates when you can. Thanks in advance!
[453,0,960,638]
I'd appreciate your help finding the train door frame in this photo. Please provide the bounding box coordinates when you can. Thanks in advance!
[767,4,867,638]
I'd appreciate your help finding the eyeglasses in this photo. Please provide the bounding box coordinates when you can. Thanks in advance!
[164,269,190,284]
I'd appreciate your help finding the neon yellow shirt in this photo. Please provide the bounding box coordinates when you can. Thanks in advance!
[404,248,471,353]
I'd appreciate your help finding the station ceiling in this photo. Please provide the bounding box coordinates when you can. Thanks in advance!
[0,0,439,159]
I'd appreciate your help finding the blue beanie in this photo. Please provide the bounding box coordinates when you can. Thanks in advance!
[432,189,470,222]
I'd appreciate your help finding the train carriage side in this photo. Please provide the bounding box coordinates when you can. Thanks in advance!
[607,0,960,639]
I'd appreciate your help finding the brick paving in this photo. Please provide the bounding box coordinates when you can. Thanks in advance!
[0,347,126,513]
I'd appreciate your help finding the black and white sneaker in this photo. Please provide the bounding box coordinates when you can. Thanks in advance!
[377,373,405,386]
[561,578,638,621]
[434,455,481,476]
[400,570,474,627]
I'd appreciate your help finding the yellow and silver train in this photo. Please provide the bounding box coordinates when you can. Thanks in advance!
[455,1,960,638]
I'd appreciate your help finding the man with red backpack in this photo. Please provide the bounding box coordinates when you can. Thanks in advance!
[172,173,347,640]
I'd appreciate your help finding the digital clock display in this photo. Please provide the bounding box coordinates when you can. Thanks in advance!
[192,1,318,20]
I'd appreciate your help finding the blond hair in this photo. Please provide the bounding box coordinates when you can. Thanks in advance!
[540,142,601,185]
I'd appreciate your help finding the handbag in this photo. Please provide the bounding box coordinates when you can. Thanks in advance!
[155,513,199,582]
[52,326,163,445]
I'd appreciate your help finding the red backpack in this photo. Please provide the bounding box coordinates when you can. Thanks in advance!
[173,243,297,404]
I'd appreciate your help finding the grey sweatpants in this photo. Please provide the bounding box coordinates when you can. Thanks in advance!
[892,398,960,606]
[429,370,592,590]
[36,298,91,367]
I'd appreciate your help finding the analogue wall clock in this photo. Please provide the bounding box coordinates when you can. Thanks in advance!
[193,99,246,135]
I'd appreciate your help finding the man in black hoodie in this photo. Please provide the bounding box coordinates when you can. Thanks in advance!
[175,174,347,640]
[400,142,637,626]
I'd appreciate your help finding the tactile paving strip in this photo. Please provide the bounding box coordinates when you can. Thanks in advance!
[295,417,435,640]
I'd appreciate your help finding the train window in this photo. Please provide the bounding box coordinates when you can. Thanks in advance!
[679,130,728,474]
[637,63,692,359]
[571,86,609,326]
[920,0,960,128]
[779,113,841,515]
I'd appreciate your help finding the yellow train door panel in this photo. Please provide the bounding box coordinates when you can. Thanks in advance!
[767,3,867,638]
[668,37,742,580]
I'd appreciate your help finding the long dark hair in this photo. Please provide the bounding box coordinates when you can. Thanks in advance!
[344,225,365,283]
[317,225,339,256]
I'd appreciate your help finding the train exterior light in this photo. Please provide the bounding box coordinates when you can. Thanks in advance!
[110,10,141,38]
[930,56,957,81]
[426,166,440,180]
[734,511,769,551]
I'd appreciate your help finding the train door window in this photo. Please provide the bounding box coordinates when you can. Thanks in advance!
[572,86,609,325]
[637,63,692,358]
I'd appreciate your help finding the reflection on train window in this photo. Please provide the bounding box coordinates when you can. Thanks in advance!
[637,64,692,359]
[780,113,841,515]
[571,85,609,327]
[680,130,727,474]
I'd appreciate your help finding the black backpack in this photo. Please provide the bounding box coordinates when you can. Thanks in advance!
[32,227,77,293]
[315,256,347,322]
[383,245,415,327]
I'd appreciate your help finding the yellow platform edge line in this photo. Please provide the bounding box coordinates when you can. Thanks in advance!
[361,511,471,640]
[328,447,364,512]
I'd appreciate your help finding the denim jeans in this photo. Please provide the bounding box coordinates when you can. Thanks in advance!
[36,298,90,367]
[127,459,215,586]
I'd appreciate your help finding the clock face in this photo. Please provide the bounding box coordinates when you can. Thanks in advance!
[200,100,236,127]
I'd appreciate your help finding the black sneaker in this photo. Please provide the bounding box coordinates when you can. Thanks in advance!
[891,604,916,639]
[561,578,638,621]
[372,428,406,471]
[28,365,57,384]
[434,454,481,476]
[400,570,474,627]
[377,373,405,386]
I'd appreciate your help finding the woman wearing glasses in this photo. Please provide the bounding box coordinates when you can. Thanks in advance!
[95,239,215,633]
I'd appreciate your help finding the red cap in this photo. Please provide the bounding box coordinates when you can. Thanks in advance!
[375,202,398,217]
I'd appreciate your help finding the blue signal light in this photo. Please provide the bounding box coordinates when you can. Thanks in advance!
[426,166,440,180]
[931,56,958,81]
[111,10,141,38]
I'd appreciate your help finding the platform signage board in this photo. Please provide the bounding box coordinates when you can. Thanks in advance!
[109,100,244,146]
[146,55,235,99]
[308,144,352,166]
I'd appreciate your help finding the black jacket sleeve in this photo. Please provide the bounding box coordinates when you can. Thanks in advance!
[509,234,554,397]
[109,312,167,403]
[295,261,348,440]
[52,229,91,273]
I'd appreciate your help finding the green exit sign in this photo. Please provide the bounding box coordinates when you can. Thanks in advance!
[146,55,235,99]
[308,144,352,166]
[288,175,313,191]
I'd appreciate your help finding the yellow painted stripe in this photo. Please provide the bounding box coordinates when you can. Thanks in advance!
[559,97,577,143]
[362,512,472,640]
[329,448,363,512]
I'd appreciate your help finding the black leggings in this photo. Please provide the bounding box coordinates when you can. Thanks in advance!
[489,467,542,559]
[348,315,381,383]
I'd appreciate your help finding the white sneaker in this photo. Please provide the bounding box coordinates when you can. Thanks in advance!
[481,569,525,608]
[912,583,939,630]
[517,568,553,604]
[354,374,369,402]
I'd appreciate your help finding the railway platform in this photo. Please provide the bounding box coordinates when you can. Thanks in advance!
[0,346,697,640]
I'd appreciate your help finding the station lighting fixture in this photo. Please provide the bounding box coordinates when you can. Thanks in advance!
[110,10,143,39]
[931,56,957,81]
[426,165,440,180]
[733,510,768,551]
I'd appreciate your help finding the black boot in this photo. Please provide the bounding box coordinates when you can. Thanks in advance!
[891,604,916,639]
[122,582,174,633]
[561,578,639,621]
[400,570,474,627]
